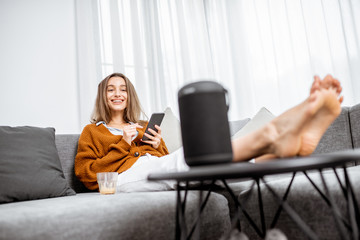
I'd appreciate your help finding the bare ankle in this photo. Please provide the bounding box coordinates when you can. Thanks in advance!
[257,123,278,156]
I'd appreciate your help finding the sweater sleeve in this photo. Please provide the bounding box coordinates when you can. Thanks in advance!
[74,125,132,190]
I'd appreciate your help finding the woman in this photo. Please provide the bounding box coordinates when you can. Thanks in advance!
[75,72,343,192]
[75,73,188,192]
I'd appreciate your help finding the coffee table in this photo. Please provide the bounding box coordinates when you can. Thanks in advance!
[148,150,360,240]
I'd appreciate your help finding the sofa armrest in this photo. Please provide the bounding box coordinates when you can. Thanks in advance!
[350,104,360,149]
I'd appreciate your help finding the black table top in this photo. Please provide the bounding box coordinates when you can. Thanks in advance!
[148,149,360,182]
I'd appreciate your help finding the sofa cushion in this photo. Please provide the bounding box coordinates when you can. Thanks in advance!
[313,107,353,154]
[0,126,75,203]
[0,191,230,240]
[350,103,360,149]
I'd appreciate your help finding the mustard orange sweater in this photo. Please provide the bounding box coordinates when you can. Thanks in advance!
[75,123,169,190]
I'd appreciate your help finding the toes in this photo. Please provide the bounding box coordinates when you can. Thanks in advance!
[322,74,333,88]
[311,76,321,94]
[320,74,343,96]
[339,95,344,104]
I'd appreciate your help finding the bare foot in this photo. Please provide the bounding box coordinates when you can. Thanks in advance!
[233,98,312,162]
[267,98,313,158]
[267,87,341,159]
[233,75,343,162]
[297,88,341,155]
[297,75,343,155]
[311,75,343,103]
[254,75,343,162]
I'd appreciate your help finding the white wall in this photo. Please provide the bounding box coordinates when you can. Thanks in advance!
[0,0,80,134]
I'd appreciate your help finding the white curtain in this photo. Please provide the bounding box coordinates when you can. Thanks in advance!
[76,0,360,125]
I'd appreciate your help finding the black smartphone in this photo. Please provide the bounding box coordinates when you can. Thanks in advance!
[142,113,165,141]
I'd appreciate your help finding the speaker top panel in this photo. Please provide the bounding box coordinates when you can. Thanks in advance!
[178,80,226,98]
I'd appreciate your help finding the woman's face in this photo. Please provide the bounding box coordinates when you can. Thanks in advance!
[106,76,128,114]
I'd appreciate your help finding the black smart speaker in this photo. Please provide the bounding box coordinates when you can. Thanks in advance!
[178,81,233,166]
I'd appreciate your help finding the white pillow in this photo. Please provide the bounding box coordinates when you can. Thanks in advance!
[160,107,183,153]
[232,107,275,139]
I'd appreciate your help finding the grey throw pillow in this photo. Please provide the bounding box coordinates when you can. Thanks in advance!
[0,126,75,203]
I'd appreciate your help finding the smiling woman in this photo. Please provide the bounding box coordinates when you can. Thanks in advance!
[75,72,189,192]
[105,77,128,125]
[91,73,145,125]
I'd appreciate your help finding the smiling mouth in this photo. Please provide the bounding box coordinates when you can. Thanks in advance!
[112,100,124,103]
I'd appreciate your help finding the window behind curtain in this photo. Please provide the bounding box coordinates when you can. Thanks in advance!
[93,0,360,120]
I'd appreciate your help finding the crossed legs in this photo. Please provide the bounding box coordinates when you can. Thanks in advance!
[232,75,343,162]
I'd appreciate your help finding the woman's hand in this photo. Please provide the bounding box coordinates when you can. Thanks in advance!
[141,125,162,149]
[122,123,142,146]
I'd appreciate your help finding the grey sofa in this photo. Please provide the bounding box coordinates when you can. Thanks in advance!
[0,103,359,240]
[0,134,230,240]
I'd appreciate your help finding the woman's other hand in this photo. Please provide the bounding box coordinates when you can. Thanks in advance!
[123,123,142,145]
[142,125,162,149]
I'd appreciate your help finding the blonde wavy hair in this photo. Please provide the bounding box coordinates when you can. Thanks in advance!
[91,73,147,124]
